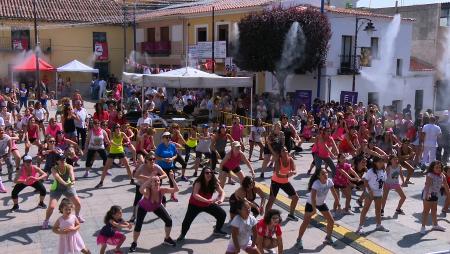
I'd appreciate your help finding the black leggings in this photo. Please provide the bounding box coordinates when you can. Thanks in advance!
[184,145,196,163]
[162,168,176,188]
[76,127,87,150]
[211,150,226,171]
[85,149,108,168]
[180,203,226,236]
[174,153,187,169]
[11,181,46,199]
[134,206,172,232]
[133,185,143,207]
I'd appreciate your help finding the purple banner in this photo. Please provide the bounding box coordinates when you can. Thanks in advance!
[293,90,312,111]
[340,91,358,105]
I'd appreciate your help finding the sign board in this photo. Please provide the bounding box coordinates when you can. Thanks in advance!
[225,57,239,75]
[340,91,358,105]
[294,90,312,111]
[94,42,108,61]
[192,41,227,59]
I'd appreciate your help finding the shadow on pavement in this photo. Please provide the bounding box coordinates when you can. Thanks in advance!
[285,243,326,253]
[149,244,194,254]
[397,232,436,248]
[177,235,219,246]
[0,209,15,221]
[1,189,37,206]
[0,225,41,245]
[76,183,131,199]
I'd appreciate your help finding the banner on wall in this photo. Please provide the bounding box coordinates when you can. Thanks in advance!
[340,91,358,105]
[12,39,28,50]
[94,42,108,61]
[294,90,312,111]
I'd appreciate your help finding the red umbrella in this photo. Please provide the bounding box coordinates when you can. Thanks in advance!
[13,54,55,71]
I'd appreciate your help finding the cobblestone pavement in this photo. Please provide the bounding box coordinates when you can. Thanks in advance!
[0,101,449,253]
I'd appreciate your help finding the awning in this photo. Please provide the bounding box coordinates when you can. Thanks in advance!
[122,67,252,88]
[57,60,98,73]
[13,54,55,71]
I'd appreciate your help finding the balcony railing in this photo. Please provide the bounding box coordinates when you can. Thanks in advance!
[338,54,361,75]
[140,41,171,56]
[0,36,51,53]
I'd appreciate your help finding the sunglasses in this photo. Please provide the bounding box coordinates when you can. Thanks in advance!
[48,141,55,143]
[204,171,213,175]
[146,158,156,162]
[24,160,32,163]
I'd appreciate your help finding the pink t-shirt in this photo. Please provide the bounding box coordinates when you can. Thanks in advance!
[46,124,62,138]
[231,123,244,141]
[333,162,352,187]
[317,137,333,158]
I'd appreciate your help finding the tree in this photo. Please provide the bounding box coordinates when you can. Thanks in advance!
[234,6,331,97]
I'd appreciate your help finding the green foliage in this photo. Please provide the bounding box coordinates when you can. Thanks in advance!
[234,6,331,74]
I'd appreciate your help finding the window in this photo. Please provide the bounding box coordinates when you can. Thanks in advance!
[197,27,207,42]
[93,32,107,50]
[396,59,403,76]
[368,92,379,106]
[441,8,450,26]
[93,32,108,61]
[371,37,379,59]
[147,28,155,42]
[415,90,424,111]
[160,27,169,42]
[11,29,30,50]
[341,35,353,68]
[218,24,229,56]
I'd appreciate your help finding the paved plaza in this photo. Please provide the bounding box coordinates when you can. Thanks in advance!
[0,101,449,254]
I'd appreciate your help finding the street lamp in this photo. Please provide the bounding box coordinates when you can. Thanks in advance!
[352,17,376,91]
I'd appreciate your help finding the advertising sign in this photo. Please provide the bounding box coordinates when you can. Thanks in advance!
[94,42,108,61]
[195,41,227,59]
[340,91,358,105]
[294,90,312,111]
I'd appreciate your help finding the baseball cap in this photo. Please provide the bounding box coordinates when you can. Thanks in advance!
[23,155,32,162]
[202,124,209,128]
[162,132,171,137]
[56,153,65,161]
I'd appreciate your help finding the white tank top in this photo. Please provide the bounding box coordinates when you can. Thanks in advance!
[89,130,105,150]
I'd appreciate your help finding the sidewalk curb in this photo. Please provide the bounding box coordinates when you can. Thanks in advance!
[255,182,393,254]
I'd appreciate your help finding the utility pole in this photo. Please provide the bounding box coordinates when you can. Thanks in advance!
[33,0,40,97]
[317,0,324,99]
[123,0,127,71]
[133,1,137,72]
[211,6,215,73]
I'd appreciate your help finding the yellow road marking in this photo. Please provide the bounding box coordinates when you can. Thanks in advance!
[256,182,393,254]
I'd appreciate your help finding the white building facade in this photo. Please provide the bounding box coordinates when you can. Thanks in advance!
[265,5,435,113]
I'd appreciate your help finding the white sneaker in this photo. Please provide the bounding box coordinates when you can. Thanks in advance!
[432,225,446,232]
[343,209,354,215]
[420,226,426,235]
[376,225,390,232]
[356,226,364,235]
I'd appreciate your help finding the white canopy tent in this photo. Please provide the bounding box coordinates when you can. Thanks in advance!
[56,60,99,99]
[123,67,252,88]
[122,67,254,119]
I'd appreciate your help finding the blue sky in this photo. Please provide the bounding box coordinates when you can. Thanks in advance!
[358,0,449,8]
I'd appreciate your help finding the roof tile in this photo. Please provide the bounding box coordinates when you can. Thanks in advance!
[137,0,275,20]
[410,57,434,72]
[0,0,124,24]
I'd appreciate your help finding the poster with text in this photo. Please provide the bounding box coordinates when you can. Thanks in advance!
[294,90,312,111]
[94,42,108,61]
[340,91,358,105]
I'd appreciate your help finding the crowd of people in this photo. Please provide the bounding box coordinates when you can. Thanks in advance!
[0,83,449,254]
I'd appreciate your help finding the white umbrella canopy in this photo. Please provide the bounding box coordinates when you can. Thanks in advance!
[122,67,252,88]
[57,60,98,73]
